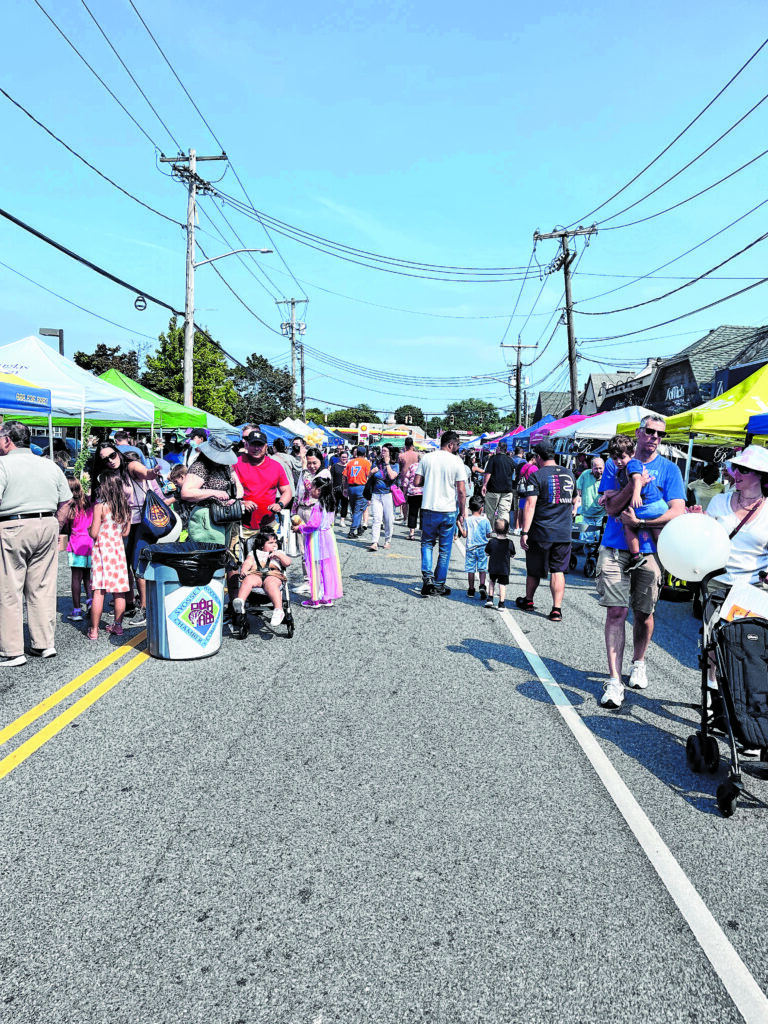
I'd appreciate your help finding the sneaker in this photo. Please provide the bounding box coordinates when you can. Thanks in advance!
[67,608,84,622]
[0,654,26,667]
[467,587,476,597]
[129,610,147,627]
[232,598,245,615]
[123,604,137,619]
[293,582,311,596]
[270,608,285,626]
[479,588,487,601]
[628,660,648,689]
[347,531,357,539]
[368,543,378,551]
[601,679,625,709]
[29,647,57,658]
[484,599,494,607]
[497,601,506,609]
[625,554,647,574]
[434,585,452,596]
[421,582,435,597]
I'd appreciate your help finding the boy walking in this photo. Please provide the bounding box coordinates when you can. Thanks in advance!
[484,519,515,609]
[460,497,491,599]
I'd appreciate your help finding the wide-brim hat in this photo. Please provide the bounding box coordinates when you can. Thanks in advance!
[730,444,768,476]
[197,435,238,466]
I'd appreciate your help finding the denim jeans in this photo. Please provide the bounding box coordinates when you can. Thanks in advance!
[421,509,457,586]
[349,485,367,531]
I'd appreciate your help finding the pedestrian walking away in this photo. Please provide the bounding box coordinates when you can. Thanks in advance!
[596,417,685,710]
[480,440,517,526]
[517,441,576,622]
[413,430,466,596]
[0,421,70,665]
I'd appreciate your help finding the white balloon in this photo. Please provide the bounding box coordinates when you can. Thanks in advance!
[656,514,731,581]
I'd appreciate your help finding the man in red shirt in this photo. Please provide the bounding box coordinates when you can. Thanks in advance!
[234,428,291,542]
[343,446,372,537]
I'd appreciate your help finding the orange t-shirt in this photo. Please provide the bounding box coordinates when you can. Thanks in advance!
[343,457,371,486]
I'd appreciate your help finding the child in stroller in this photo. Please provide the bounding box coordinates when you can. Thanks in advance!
[232,529,292,629]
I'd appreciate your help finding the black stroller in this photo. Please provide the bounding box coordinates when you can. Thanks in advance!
[686,570,768,817]
[230,514,295,640]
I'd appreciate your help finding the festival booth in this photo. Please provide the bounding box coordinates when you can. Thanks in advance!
[0,337,154,430]
[617,363,768,481]
[0,372,54,457]
[529,413,589,446]
[99,369,208,430]
[496,415,555,452]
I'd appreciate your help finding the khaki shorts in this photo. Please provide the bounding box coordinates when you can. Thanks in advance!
[596,547,662,616]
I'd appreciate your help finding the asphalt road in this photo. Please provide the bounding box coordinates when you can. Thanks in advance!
[1,517,767,1023]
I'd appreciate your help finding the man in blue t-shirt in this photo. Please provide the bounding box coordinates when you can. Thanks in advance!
[596,416,686,710]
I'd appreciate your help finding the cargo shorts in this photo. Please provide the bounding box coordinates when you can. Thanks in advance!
[596,547,662,616]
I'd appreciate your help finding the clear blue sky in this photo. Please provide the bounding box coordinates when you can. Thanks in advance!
[2,0,766,423]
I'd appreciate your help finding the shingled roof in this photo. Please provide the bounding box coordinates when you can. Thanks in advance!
[533,391,572,421]
[669,325,768,384]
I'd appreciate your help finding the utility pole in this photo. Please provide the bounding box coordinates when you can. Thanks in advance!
[501,336,536,427]
[160,149,227,405]
[533,225,597,413]
[277,297,308,414]
[300,343,306,420]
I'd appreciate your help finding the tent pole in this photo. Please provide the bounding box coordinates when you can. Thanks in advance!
[683,436,694,486]
[48,412,54,462]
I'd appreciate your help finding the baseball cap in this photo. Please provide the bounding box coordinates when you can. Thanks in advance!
[533,440,555,459]
[244,431,268,446]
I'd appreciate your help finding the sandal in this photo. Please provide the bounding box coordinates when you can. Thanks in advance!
[86,629,100,641]
[515,597,535,611]
[548,608,563,622]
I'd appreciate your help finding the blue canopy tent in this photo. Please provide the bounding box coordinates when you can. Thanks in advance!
[0,373,54,459]
[487,415,555,451]
[747,413,768,438]
[258,423,295,444]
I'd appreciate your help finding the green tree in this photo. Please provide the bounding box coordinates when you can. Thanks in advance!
[231,353,294,425]
[443,399,508,432]
[304,407,327,424]
[74,343,140,379]
[326,404,381,428]
[142,317,237,421]
[393,404,425,429]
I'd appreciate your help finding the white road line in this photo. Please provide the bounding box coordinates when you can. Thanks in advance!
[454,537,768,1021]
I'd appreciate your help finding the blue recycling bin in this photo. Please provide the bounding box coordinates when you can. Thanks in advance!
[136,542,228,660]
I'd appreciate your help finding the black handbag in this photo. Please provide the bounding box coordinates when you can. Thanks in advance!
[209,499,244,524]
[363,473,375,501]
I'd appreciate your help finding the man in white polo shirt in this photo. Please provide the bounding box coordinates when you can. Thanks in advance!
[0,421,70,666]
[413,430,466,597]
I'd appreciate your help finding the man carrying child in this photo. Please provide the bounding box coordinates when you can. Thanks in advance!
[596,416,685,709]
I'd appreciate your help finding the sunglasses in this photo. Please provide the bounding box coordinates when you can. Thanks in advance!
[101,451,119,460]
[643,427,666,438]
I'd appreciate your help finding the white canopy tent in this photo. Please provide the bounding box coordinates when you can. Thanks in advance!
[554,406,657,441]
[280,416,312,437]
[0,337,154,427]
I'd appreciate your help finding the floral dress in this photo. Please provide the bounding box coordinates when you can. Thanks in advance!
[90,507,129,594]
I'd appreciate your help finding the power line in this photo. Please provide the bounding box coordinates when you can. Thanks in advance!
[301,343,503,388]
[0,86,182,227]
[567,35,768,226]
[595,91,768,227]
[197,203,282,303]
[575,231,768,316]
[195,241,283,336]
[79,0,182,152]
[31,0,162,151]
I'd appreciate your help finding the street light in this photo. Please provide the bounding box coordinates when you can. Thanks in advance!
[40,327,64,356]
[183,248,273,406]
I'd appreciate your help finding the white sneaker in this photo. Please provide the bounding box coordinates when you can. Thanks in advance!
[601,678,625,709]
[232,598,245,615]
[0,654,26,667]
[293,582,310,595]
[67,609,84,621]
[628,661,648,689]
[270,608,285,626]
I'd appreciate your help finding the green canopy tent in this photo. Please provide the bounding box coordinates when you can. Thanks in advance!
[99,369,208,430]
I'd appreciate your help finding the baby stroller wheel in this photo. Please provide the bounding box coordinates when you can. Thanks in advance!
[704,735,720,774]
[716,780,739,818]
[584,557,596,579]
[685,734,704,773]
[231,609,249,640]
[568,552,578,571]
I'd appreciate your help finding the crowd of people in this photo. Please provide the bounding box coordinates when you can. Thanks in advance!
[2,416,764,740]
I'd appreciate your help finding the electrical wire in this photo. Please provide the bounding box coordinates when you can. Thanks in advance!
[575,231,768,315]
[0,257,158,341]
[595,91,768,227]
[30,0,162,151]
[197,203,282,304]
[567,35,768,226]
[202,199,287,300]
[0,87,182,227]
[500,244,537,346]
[301,343,503,388]
[79,0,182,152]
[195,241,283,336]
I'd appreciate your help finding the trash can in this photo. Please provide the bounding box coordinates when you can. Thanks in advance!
[136,541,228,660]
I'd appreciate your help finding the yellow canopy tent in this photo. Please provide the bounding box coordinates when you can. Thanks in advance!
[617,362,768,442]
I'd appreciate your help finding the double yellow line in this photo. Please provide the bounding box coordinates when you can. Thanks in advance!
[0,632,149,781]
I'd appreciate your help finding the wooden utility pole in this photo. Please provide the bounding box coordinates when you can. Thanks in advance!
[501,336,536,427]
[533,225,597,413]
[160,149,227,405]
[277,297,308,414]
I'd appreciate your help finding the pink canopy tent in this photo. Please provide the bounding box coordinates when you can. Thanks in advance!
[529,413,591,444]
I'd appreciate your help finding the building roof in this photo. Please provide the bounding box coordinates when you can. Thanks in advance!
[535,391,572,419]
[669,325,768,384]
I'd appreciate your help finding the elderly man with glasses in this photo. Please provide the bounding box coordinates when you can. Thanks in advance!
[595,414,686,710]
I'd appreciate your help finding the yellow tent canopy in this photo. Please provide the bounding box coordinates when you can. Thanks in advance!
[617,362,768,442]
